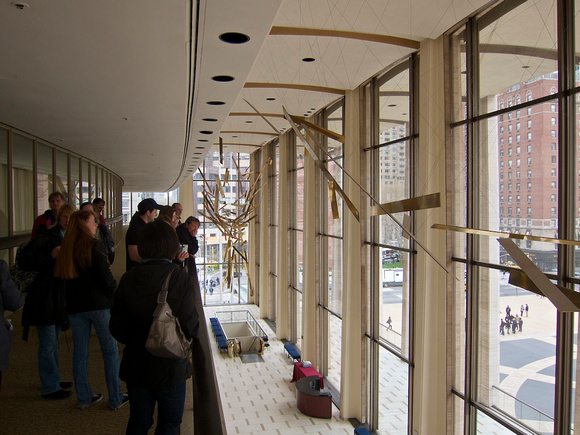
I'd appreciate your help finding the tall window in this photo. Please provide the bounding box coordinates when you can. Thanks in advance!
[449,0,579,432]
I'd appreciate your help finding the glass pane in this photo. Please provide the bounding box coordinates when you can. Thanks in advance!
[453,263,467,396]
[89,163,96,203]
[378,64,409,143]
[478,0,558,115]
[379,250,409,355]
[378,141,410,209]
[296,168,304,231]
[12,134,34,234]
[476,409,526,434]
[37,143,53,215]
[328,238,343,315]
[81,160,89,203]
[55,150,68,201]
[450,25,467,122]
[378,345,408,434]
[478,265,557,433]
[327,313,342,391]
[0,128,8,238]
[70,156,80,209]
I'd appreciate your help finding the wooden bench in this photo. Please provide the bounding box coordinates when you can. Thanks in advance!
[284,344,301,362]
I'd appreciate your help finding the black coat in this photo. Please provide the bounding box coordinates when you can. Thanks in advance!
[109,261,199,390]
[64,240,117,315]
[18,226,67,332]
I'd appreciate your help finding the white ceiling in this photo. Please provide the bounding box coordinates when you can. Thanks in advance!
[0,0,493,192]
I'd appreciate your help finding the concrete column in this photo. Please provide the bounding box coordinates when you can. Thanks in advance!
[412,37,447,434]
[340,88,363,420]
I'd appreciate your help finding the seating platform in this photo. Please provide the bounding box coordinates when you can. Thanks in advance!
[210,317,229,352]
[354,428,371,435]
[284,344,301,362]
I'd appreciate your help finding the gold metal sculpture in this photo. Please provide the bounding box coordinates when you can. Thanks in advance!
[198,157,272,295]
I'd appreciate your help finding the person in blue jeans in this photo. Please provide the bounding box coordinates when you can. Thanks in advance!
[19,204,76,400]
[54,209,128,410]
[110,220,199,434]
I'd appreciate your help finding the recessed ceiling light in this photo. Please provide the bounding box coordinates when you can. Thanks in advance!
[207,101,225,105]
[11,2,29,10]
[232,135,238,138]
[212,75,235,82]
[522,65,530,69]
[202,118,218,122]
[200,130,213,135]
[302,57,315,63]
[388,104,396,107]
[245,120,253,124]
[199,139,208,142]
[219,32,250,44]
[266,97,276,101]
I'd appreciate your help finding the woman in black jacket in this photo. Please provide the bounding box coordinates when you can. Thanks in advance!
[110,220,198,435]
[19,203,75,400]
[54,209,126,410]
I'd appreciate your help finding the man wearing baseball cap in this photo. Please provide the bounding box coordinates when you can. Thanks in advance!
[125,198,162,271]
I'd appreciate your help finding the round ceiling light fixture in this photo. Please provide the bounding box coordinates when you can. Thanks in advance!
[212,75,235,82]
[302,57,315,63]
[200,130,213,135]
[266,97,276,101]
[202,118,218,122]
[206,101,225,106]
[219,32,250,44]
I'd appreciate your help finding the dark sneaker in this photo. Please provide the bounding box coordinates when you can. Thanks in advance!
[60,381,73,389]
[78,393,103,410]
[111,393,129,410]
[42,389,72,400]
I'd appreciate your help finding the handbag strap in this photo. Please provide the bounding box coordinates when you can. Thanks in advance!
[157,268,177,304]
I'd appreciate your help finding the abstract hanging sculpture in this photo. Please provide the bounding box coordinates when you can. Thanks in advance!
[198,157,271,295]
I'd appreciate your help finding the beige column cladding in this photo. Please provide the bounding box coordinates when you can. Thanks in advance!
[301,141,318,367]
[276,133,290,339]
[178,177,194,219]
[340,88,364,420]
[412,36,448,434]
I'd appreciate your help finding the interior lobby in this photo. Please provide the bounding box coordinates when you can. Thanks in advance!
[2,1,580,434]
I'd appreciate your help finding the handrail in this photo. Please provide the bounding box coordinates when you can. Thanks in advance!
[491,385,553,422]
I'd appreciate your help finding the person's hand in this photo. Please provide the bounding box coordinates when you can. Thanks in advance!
[176,251,189,262]
[51,246,61,259]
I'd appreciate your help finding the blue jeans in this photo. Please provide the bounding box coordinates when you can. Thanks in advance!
[36,324,62,395]
[126,382,186,435]
[68,309,123,408]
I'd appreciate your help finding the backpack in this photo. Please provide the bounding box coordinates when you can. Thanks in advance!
[145,269,192,360]
[9,240,38,292]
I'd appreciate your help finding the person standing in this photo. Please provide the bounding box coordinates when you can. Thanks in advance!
[110,220,199,434]
[176,216,200,280]
[92,198,107,225]
[54,209,127,410]
[125,198,162,271]
[525,303,529,317]
[31,191,66,238]
[81,202,115,264]
[0,259,25,391]
[19,204,75,399]
[171,203,184,226]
